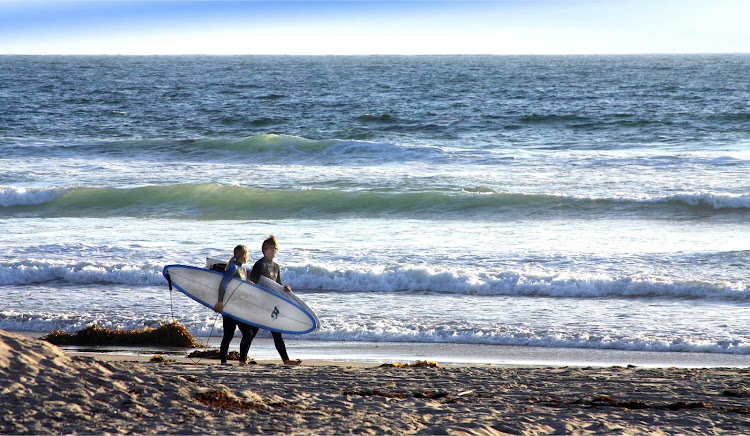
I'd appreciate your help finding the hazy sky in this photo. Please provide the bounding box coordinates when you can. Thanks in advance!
[1,0,748,55]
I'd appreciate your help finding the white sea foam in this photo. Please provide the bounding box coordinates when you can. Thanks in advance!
[307,325,750,355]
[660,192,750,209]
[3,311,748,355]
[0,261,163,286]
[566,191,750,210]
[2,261,746,301]
[283,265,749,301]
[0,186,67,207]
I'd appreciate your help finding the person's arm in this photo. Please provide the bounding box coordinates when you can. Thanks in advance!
[276,263,292,293]
[214,263,238,312]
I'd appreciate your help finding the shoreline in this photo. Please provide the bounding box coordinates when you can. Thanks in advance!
[2,329,750,435]
[18,331,750,368]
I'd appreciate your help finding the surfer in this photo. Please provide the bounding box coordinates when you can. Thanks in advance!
[246,235,302,365]
[213,244,256,366]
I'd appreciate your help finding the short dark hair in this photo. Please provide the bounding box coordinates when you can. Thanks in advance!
[262,235,278,252]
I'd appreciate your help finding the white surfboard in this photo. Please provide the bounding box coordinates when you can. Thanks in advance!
[163,264,320,334]
[205,257,322,331]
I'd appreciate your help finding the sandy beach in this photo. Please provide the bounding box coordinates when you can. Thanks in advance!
[2,329,749,435]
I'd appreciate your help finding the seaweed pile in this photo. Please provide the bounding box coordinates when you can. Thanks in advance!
[42,321,202,347]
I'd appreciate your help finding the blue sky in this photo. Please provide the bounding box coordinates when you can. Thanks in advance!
[1,0,748,55]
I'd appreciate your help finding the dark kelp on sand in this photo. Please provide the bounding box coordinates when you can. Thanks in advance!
[42,321,203,347]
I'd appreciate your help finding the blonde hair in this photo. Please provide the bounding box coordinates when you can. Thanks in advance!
[228,244,248,264]
[262,235,278,253]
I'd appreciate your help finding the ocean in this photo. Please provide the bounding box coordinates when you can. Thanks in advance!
[1,55,748,364]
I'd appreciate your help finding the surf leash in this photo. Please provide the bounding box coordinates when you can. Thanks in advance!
[164,270,218,364]
[164,268,245,364]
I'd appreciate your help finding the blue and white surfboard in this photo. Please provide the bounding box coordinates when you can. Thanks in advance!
[163,264,320,334]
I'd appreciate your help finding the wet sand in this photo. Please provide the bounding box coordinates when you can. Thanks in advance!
[39,333,750,369]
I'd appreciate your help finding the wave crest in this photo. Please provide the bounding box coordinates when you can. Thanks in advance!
[659,192,750,209]
[6,134,438,164]
[0,261,162,286]
[2,260,746,301]
[285,265,748,301]
[0,186,68,207]
[3,184,748,218]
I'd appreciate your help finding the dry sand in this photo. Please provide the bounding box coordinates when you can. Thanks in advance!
[1,329,749,435]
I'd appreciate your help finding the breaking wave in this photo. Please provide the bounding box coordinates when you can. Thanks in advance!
[2,260,746,301]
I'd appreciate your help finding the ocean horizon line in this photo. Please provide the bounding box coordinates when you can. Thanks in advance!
[2,52,750,57]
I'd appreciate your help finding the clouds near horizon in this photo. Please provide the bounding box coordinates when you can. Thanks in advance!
[1,0,748,55]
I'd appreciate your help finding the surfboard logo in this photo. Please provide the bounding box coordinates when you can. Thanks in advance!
[271,306,280,319]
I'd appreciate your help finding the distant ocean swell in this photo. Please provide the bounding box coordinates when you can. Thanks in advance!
[2,184,749,219]
[5,134,749,164]
[4,101,749,141]
[3,261,747,301]
[3,135,442,163]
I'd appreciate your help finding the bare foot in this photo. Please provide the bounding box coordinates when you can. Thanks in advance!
[284,359,302,365]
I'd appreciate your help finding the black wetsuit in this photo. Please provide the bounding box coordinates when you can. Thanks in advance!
[246,256,290,362]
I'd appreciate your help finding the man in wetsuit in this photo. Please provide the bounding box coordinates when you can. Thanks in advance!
[246,235,301,365]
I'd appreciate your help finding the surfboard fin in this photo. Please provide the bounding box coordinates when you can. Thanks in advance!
[165,272,173,291]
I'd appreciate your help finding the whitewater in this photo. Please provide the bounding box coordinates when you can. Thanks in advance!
[1,55,749,362]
